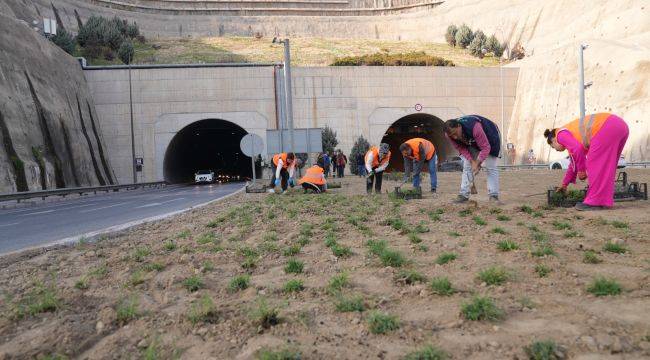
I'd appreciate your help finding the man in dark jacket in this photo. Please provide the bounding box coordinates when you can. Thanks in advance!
[444,115,501,203]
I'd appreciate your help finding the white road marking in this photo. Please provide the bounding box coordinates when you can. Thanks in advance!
[135,198,185,208]
[80,202,131,213]
[0,222,20,227]
[19,209,55,216]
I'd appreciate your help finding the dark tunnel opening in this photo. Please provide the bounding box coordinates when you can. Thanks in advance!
[380,113,458,172]
[163,119,259,184]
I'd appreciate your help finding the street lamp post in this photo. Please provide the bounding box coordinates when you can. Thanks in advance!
[273,37,295,154]
[128,63,136,183]
[578,44,592,121]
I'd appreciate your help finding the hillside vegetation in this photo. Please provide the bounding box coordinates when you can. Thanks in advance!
[87,37,500,67]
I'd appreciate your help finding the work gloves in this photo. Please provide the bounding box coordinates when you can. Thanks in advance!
[274,179,280,187]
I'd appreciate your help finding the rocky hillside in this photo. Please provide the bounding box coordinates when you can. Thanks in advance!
[0,9,115,193]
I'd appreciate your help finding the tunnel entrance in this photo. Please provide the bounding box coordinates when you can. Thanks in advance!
[380,113,457,172]
[163,119,258,183]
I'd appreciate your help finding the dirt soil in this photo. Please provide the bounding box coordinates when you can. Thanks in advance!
[1,169,649,359]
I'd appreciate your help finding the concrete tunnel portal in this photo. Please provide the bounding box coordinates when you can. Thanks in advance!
[380,113,457,172]
[163,119,259,184]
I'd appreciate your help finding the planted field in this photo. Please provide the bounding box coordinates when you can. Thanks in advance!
[0,170,648,358]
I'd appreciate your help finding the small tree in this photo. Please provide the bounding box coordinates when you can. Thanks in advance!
[349,136,370,175]
[118,41,134,64]
[455,24,473,49]
[103,25,124,51]
[50,29,75,55]
[486,35,503,57]
[445,25,458,46]
[468,31,488,57]
[126,22,140,39]
[321,126,338,155]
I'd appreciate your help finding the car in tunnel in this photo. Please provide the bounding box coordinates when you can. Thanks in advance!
[549,155,626,170]
[194,170,215,184]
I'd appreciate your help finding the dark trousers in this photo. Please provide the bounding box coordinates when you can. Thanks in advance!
[366,170,384,194]
[337,165,345,177]
[270,167,289,191]
[302,182,325,193]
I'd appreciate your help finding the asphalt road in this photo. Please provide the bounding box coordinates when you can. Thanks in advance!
[0,182,243,254]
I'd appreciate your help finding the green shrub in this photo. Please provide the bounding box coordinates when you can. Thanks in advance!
[331,243,352,258]
[454,24,473,48]
[379,249,406,267]
[14,283,60,318]
[321,126,338,155]
[228,274,251,292]
[551,221,572,230]
[461,296,503,321]
[284,259,304,274]
[485,35,503,57]
[532,245,555,257]
[163,240,177,251]
[197,232,216,245]
[496,214,511,221]
[334,295,365,312]
[520,205,534,214]
[331,51,454,67]
[116,296,139,324]
[187,294,218,324]
[283,279,304,293]
[610,220,628,229]
[429,277,454,295]
[524,340,562,360]
[132,246,151,262]
[405,345,449,360]
[408,232,423,244]
[445,25,458,46]
[477,266,509,285]
[183,276,204,292]
[497,240,519,251]
[367,311,400,334]
[491,227,507,235]
[468,30,487,57]
[366,239,387,255]
[587,277,622,296]
[283,244,301,257]
[435,252,457,265]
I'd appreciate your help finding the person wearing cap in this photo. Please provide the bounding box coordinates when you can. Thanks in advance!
[399,138,437,193]
[365,143,391,194]
[444,115,501,203]
[269,152,296,193]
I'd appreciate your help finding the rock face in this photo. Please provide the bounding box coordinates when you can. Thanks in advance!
[0,9,115,193]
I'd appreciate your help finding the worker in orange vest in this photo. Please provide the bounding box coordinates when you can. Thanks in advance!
[269,152,296,193]
[365,143,391,194]
[299,164,327,193]
[399,138,437,192]
[544,112,629,210]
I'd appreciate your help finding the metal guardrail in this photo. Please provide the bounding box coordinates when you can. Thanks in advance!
[0,182,166,203]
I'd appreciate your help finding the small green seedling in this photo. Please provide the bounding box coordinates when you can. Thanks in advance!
[532,245,555,257]
[283,279,305,293]
[430,277,454,296]
[610,220,629,229]
[256,348,301,360]
[394,269,427,285]
[284,259,304,274]
[552,221,572,230]
[187,294,218,324]
[497,240,519,252]
[334,295,365,312]
[535,264,551,278]
[163,240,177,251]
[520,205,534,214]
[228,274,251,292]
[603,241,627,254]
[116,297,139,324]
[587,277,622,296]
[524,340,562,360]
[461,296,503,321]
[404,345,449,360]
[435,252,457,265]
[183,276,204,292]
[491,227,508,235]
[367,311,400,334]
[496,214,511,222]
[583,250,602,264]
[473,216,487,226]
[477,266,510,285]
[327,272,350,294]
[252,298,280,328]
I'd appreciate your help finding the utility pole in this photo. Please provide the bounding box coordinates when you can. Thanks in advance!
[128,64,136,183]
[273,37,295,153]
[578,44,592,121]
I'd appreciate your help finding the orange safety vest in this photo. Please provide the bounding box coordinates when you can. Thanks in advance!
[365,146,391,168]
[272,153,289,169]
[561,113,610,149]
[405,138,435,161]
[299,165,325,185]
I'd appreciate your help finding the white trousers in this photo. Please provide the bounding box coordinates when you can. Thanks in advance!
[460,155,499,197]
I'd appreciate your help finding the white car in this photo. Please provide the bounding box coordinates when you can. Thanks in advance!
[194,170,215,184]
[549,155,626,170]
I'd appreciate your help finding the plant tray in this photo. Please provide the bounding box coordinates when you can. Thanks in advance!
[393,187,422,200]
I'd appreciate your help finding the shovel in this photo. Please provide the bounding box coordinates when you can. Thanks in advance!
[469,169,479,195]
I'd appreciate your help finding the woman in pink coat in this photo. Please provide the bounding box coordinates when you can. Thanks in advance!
[543,112,628,211]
